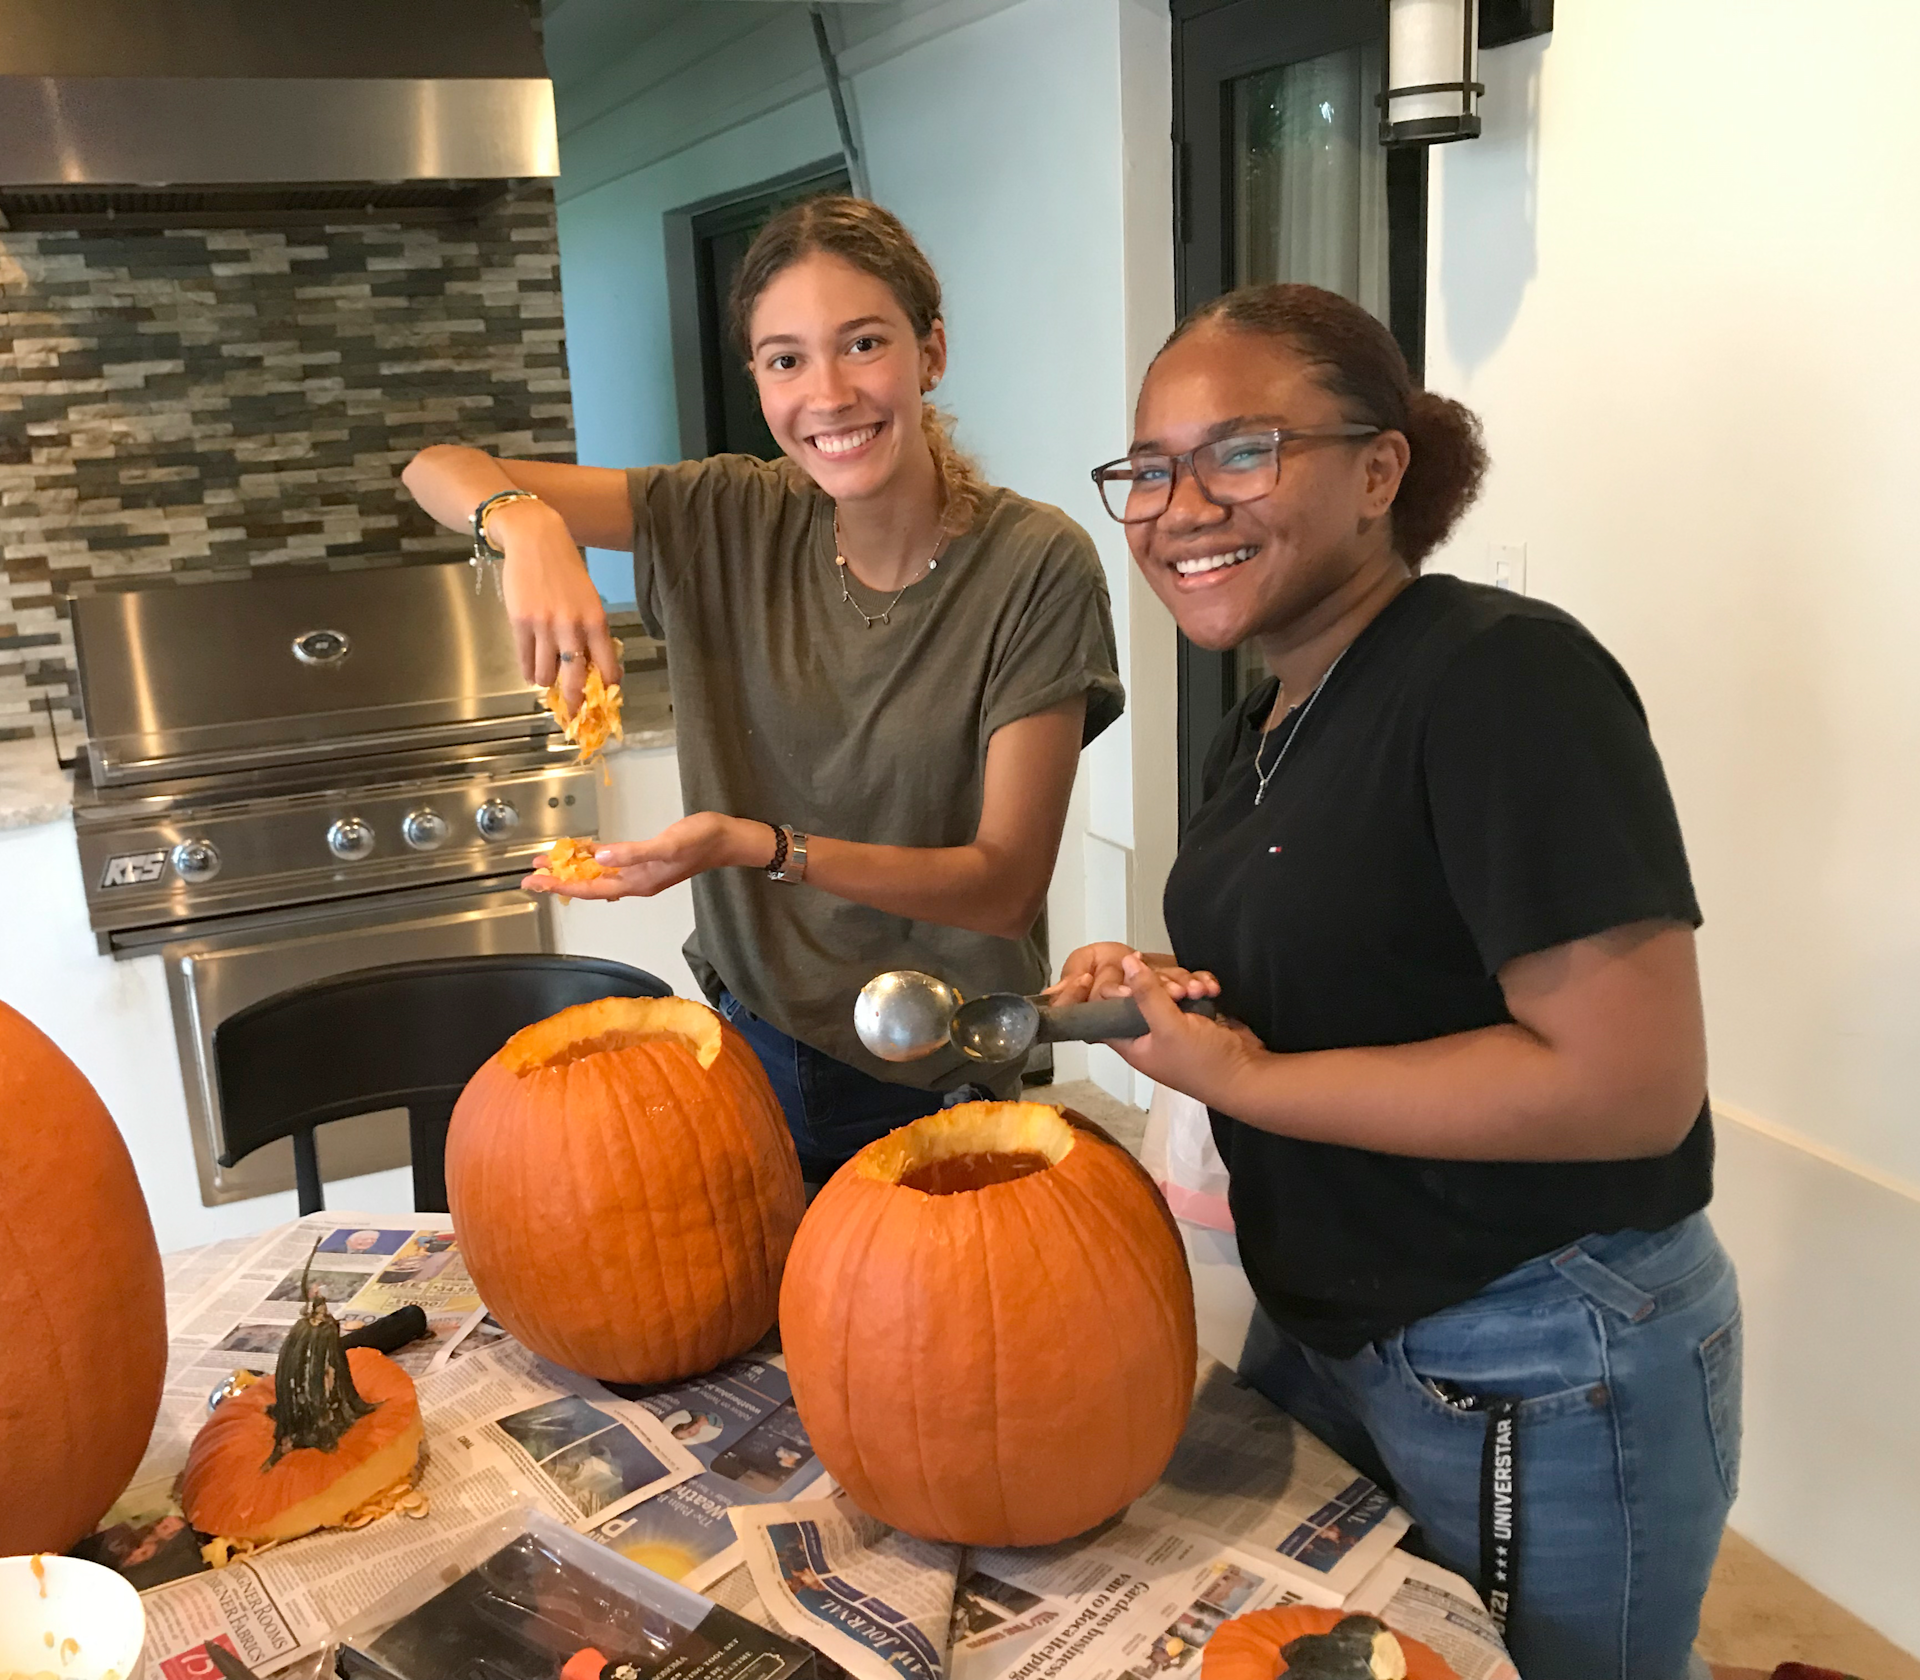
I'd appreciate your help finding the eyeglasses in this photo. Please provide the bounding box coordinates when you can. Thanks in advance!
[1088,424,1382,524]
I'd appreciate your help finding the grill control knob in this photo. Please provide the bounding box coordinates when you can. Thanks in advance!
[171,838,221,883]
[476,798,520,841]
[402,807,451,852]
[327,816,375,862]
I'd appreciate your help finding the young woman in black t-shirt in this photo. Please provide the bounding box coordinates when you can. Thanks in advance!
[1055,285,1739,1680]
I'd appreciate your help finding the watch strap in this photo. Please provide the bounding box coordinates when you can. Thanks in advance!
[470,488,541,562]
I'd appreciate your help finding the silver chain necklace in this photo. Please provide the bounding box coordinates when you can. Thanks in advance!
[832,512,946,629]
[1252,648,1347,806]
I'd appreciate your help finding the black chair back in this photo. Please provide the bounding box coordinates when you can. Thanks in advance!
[212,954,674,1214]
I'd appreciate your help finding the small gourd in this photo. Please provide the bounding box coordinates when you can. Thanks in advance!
[1202,1610,1459,1680]
[183,1252,424,1546]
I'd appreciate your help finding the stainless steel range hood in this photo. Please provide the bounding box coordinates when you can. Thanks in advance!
[0,0,557,228]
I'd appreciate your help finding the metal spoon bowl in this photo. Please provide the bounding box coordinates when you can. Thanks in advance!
[855,969,961,1063]
[949,993,1042,1064]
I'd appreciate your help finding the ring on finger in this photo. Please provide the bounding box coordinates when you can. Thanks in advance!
[557,649,580,664]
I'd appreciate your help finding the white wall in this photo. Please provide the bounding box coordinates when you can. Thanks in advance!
[1423,3,1920,1649]
[549,0,1176,1090]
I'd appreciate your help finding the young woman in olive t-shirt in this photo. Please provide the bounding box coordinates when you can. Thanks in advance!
[403,199,1122,1180]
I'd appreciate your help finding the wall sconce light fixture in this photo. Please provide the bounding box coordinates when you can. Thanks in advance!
[1379,0,1483,147]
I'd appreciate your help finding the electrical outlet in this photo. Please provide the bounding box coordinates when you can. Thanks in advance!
[1492,543,1528,593]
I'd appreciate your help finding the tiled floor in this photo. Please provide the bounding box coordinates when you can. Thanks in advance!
[1044,1079,1920,1680]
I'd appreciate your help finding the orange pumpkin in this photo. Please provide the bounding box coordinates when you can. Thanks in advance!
[780,1102,1196,1546]
[184,1292,423,1543]
[446,995,804,1383]
[1202,1608,1460,1680]
[0,999,166,1554]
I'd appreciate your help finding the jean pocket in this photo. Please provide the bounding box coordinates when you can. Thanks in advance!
[1699,1304,1743,1501]
[1391,1315,1608,1426]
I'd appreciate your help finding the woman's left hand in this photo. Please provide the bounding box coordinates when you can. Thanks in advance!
[524,813,767,900]
[1109,953,1268,1110]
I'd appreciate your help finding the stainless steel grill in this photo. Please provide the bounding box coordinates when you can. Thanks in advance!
[69,559,600,1203]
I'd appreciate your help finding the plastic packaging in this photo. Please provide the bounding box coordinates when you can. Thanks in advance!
[335,1508,817,1680]
[1140,1082,1236,1232]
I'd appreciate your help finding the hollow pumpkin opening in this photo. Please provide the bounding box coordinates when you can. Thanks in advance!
[862,1101,1075,1194]
[501,995,724,1075]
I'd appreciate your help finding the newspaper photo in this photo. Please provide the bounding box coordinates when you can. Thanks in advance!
[952,1518,1341,1680]
[733,1496,963,1680]
[1133,1359,1410,1601]
[584,1355,828,1590]
[1345,1552,1519,1680]
[79,1214,494,1597]
[124,1336,698,1674]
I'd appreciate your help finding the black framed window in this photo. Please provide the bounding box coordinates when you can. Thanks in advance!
[665,159,852,460]
[1172,0,1428,823]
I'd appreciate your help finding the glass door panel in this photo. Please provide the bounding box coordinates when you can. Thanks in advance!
[1228,42,1389,702]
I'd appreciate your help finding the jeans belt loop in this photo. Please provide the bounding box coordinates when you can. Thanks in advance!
[1550,1243,1658,1323]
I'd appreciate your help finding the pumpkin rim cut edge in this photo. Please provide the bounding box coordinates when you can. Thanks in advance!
[853,1100,1077,1189]
[499,994,725,1075]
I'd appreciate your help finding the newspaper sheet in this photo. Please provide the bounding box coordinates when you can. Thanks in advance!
[1345,1552,1520,1680]
[584,1354,829,1591]
[733,1497,964,1680]
[1132,1359,1410,1601]
[82,1214,495,1598]
[128,1337,699,1674]
[951,1518,1342,1680]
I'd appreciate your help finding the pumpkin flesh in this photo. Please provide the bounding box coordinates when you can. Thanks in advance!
[447,995,803,1384]
[780,1102,1196,1546]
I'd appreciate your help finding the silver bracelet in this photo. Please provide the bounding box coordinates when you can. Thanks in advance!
[767,825,809,884]
[469,489,541,596]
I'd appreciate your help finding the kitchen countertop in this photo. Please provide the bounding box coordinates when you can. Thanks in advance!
[0,732,75,830]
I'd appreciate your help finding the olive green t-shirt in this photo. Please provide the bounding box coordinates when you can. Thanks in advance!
[628,454,1123,1089]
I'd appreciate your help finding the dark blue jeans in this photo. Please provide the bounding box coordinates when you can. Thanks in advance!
[715,990,991,1182]
[1238,1213,1740,1680]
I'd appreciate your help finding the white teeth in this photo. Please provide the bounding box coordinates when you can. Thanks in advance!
[813,424,881,456]
[1173,546,1258,577]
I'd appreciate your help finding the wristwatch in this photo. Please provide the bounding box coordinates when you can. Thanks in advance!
[766,823,809,884]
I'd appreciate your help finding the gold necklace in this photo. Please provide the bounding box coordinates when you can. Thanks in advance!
[832,512,947,629]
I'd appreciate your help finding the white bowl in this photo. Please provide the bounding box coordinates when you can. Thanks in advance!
[0,1554,147,1680]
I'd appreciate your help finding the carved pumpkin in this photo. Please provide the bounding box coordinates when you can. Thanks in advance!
[446,995,803,1384]
[780,1102,1196,1545]
[0,1000,166,1554]
[1202,1609,1460,1680]
[183,1281,424,1545]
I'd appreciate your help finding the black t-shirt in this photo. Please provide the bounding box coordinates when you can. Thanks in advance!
[1163,574,1712,1357]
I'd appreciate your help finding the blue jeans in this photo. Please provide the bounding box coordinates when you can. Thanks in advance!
[716,990,993,1181]
[1238,1213,1741,1680]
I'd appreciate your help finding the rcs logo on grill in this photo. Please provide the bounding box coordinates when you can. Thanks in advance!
[100,849,168,888]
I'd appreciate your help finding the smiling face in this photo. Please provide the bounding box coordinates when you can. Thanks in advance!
[747,251,946,506]
[1126,324,1409,653]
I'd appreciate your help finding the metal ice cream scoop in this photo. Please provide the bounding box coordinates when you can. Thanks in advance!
[855,969,1215,1065]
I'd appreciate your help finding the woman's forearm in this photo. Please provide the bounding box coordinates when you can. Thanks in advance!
[713,820,1047,941]
[1206,1026,1701,1162]
[401,444,523,533]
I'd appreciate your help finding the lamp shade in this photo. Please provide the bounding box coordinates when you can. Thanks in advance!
[1380,0,1482,145]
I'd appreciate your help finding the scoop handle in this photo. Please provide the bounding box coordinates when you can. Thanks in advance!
[341,1303,429,1354]
[1037,996,1216,1044]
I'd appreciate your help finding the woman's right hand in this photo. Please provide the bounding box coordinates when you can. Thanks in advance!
[489,498,623,713]
[1046,944,1221,1006]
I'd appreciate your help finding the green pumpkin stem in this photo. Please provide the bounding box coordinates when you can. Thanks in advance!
[265,1237,378,1466]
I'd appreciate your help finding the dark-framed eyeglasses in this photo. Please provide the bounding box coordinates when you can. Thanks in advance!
[1088,424,1382,524]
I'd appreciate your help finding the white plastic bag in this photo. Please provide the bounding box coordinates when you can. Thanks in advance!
[1140,1081,1235,1232]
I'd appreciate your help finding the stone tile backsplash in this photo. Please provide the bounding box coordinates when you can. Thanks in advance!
[0,185,574,744]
